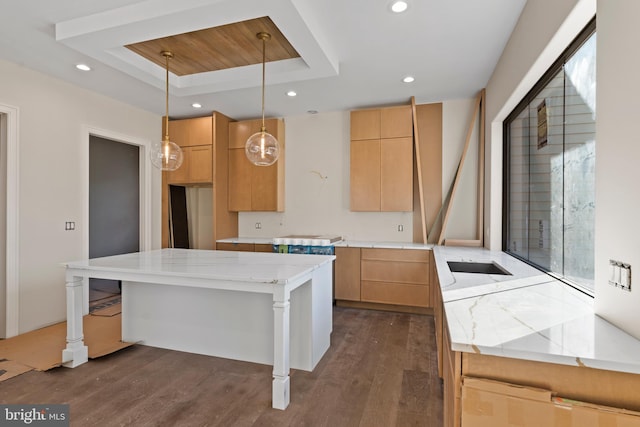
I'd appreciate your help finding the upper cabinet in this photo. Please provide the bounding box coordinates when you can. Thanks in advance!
[163,117,213,184]
[160,113,238,249]
[350,105,414,212]
[228,118,285,212]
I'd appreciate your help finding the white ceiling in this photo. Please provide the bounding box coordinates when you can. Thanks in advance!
[0,0,526,121]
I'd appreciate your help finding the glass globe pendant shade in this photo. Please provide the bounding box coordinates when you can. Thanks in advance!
[245,129,280,166]
[150,138,184,171]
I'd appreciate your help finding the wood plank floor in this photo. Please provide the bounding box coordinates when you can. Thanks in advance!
[0,307,443,426]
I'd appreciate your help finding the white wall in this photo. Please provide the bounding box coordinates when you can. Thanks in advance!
[594,0,640,340]
[0,59,162,334]
[238,102,478,242]
[442,99,480,241]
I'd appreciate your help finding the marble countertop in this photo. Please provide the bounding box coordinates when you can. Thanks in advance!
[216,237,274,245]
[334,240,432,250]
[434,245,640,375]
[216,237,432,250]
[65,248,335,285]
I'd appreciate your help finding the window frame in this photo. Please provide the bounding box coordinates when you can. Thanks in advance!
[502,17,596,295]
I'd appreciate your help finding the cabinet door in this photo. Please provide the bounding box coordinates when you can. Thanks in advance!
[167,146,212,184]
[252,163,279,211]
[228,118,284,212]
[228,148,252,211]
[189,145,212,183]
[167,117,212,147]
[335,247,361,301]
[380,137,413,211]
[350,139,381,211]
[229,120,261,149]
[351,109,380,140]
[167,148,190,184]
[381,105,413,138]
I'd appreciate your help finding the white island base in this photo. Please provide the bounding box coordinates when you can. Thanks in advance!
[62,249,335,410]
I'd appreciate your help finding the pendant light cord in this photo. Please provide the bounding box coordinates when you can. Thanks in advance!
[163,51,172,142]
[261,35,266,132]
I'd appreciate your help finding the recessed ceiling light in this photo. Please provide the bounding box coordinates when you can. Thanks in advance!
[192,103,202,108]
[403,76,415,83]
[391,1,408,13]
[287,90,297,97]
[76,64,91,71]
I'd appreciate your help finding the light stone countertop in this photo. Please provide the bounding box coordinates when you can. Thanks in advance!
[216,237,432,250]
[216,237,274,245]
[433,245,640,375]
[66,248,334,285]
[334,240,432,250]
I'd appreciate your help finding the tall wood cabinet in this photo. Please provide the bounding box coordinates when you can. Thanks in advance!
[228,118,285,212]
[161,113,238,248]
[350,105,414,211]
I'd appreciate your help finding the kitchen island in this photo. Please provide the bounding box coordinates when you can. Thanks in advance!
[62,249,335,410]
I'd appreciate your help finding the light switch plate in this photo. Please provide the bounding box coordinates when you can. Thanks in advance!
[609,259,631,291]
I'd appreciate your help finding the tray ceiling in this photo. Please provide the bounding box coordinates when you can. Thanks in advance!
[125,17,300,76]
[0,0,529,119]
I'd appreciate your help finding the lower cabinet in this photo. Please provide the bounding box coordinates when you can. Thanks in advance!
[335,247,430,310]
[361,248,429,307]
[334,247,361,301]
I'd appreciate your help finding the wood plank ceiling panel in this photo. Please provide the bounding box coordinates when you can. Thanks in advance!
[125,16,299,76]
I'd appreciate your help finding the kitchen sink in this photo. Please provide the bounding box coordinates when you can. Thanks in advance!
[447,261,512,275]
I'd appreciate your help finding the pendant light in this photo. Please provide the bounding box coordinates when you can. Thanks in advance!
[150,51,183,171]
[245,32,280,167]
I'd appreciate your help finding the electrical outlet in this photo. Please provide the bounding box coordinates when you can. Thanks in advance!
[255,222,262,230]
[65,221,75,231]
[397,224,404,232]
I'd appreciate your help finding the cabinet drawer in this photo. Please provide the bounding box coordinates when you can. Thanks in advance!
[216,242,255,252]
[254,244,273,253]
[361,248,429,263]
[361,259,428,284]
[361,281,429,307]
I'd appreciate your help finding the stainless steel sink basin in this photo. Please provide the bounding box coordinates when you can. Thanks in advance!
[447,261,512,275]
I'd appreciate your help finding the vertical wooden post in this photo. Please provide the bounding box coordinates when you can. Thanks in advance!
[411,97,428,244]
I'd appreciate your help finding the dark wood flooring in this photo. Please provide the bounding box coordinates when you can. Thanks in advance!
[0,307,443,426]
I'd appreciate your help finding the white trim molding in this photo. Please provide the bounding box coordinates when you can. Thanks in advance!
[1,102,20,338]
[82,126,153,261]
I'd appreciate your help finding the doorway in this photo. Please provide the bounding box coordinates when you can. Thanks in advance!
[0,103,18,338]
[0,114,7,336]
[89,135,140,306]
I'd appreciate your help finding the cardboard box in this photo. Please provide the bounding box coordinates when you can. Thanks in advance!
[462,376,640,426]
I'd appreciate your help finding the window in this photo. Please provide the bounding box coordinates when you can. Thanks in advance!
[503,19,596,293]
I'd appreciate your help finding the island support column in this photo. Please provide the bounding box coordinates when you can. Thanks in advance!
[62,273,88,367]
[272,286,291,410]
